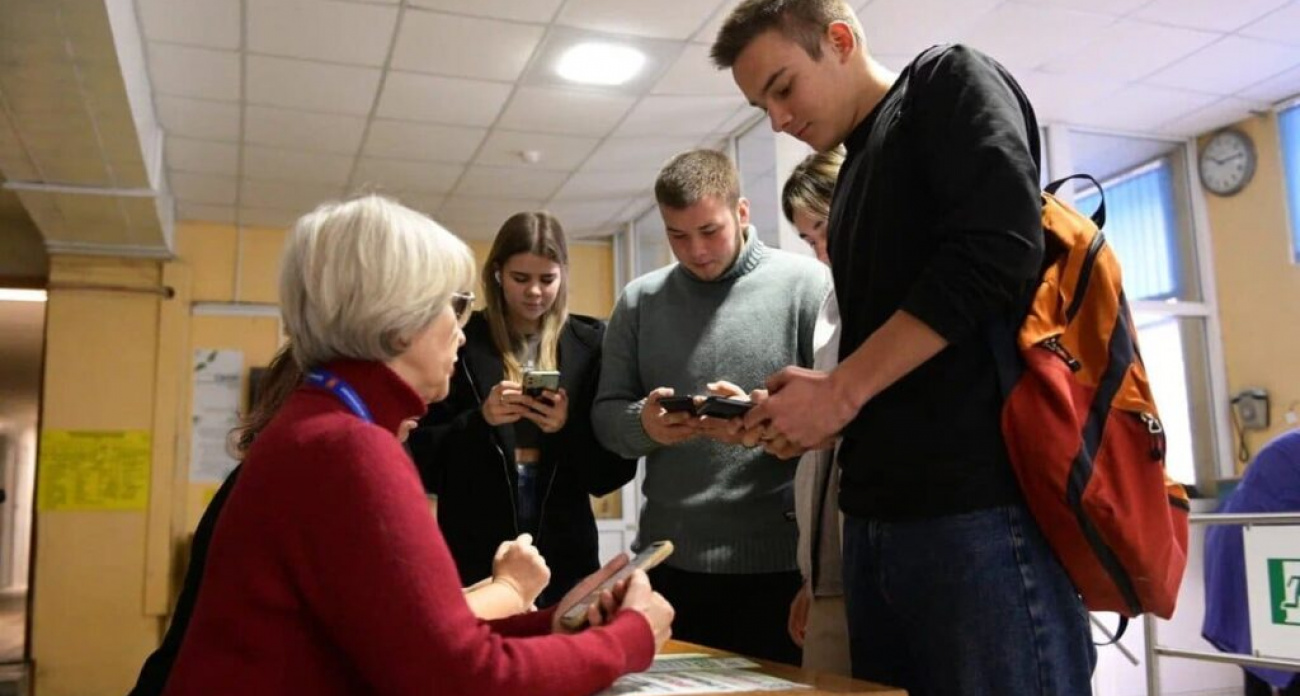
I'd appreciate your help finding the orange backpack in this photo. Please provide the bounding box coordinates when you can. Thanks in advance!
[991,175,1191,623]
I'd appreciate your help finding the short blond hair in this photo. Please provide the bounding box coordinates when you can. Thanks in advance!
[280,194,476,368]
[782,147,844,223]
[655,149,740,209]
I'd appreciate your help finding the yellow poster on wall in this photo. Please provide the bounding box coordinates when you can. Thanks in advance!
[37,430,151,511]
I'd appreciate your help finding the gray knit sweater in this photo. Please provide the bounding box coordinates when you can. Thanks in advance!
[593,229,831,574]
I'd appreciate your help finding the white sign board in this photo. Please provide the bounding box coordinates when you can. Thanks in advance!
[1243,525,1300,661]
[190,349,243,483]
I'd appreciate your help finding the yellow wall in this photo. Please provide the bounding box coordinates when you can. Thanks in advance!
[1201,112,1300,467]
[33,257,189,695]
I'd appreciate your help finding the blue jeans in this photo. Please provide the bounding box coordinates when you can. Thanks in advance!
[842,505,1095,696]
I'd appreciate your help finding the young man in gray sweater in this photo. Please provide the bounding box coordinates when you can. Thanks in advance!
[592,148,830,664]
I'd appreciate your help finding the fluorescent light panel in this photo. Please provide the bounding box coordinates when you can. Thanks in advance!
[0,289,48,302]
[556,42,646,86]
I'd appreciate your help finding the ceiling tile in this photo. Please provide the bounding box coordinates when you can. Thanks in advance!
[1070,84,1222,132]
[438,196,547,226]
[957,5,1119,71]
[242,146,354,186]
[407,0,564,23]
[363,120,486,163]
[553,168,655,200]
[176,202,237,224]
[1239,2,1300,47]
[243,106,367,154]
[497,86,636,136]
[712,104,759,136]
[615,96,745,137]
[557,0,723,40]
[1145,36,1300,96]
[155,96,240,141]
[653,44,737,95]
[248,0,398,67]
[166,137,239,176]
[691,3,731,45]
[1156,97,1270,137]
[1041,20,1220,83]
[1008,0,1154,14]
[1014,70,1128,124]
[171,172,238,205]
[584,136,703,171]
[351,158,465,194]
[544,198,629,231]
[394,11,544,82]
[246,55,382,116]
[391,194,446,216]
[455,166,568,199]
[238,207,301,229]
[474,130,600,170]
[1238,63,1300,102]
[858,0,1002,57]
[376,72,513,126]
[138,0,240,50]
[147,44,240,101]
[239,179,345,211]
[1132,0,1291,31]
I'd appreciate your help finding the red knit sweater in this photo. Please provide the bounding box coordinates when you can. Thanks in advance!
[163,359,654,695]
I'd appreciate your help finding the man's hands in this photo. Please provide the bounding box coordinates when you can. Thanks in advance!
[787,582,811,647]
[640,388,698,446]
[743,367,856,450]
[483,380,569,433]
[491,533,550,610]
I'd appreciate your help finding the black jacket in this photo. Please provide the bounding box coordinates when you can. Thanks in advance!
[407,312,636,606]
[830,45,1042,520]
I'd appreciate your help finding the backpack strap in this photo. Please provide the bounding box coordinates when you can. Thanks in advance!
[1045,174,1107,229]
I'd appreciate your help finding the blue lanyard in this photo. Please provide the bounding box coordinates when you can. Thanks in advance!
[305,370,374,424]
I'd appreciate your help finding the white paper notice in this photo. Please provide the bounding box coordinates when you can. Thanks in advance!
[190,349,243,483]
[598,653,809,695]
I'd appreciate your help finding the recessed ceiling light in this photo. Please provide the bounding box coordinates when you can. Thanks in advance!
[0,289,46,302]
[555,42,646,86]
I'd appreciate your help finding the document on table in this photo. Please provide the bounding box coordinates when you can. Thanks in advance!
[598,653,811,695]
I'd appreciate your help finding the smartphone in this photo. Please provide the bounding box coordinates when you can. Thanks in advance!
[557,540,675,631]
[696,396,754,419]
[658,395,698,414]
[522,370,561,398]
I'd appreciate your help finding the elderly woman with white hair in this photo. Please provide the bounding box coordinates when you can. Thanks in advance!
[161,195,672,696]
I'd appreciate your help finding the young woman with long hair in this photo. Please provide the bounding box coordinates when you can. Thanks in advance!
[408,211,637,607]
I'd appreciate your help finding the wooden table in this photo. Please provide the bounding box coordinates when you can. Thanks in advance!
[662,641,906,696]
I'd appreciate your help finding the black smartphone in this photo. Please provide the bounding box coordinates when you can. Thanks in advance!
[522,370,561,398]
[557,540,675,631]
[658,396,698,414]
[696,396,754,419]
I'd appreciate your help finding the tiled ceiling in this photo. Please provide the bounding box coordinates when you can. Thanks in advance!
[125,0,1300,240]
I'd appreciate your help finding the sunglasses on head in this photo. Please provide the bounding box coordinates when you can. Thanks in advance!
[450,291,475,326]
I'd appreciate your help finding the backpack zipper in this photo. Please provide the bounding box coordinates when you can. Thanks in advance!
[1139,412,1166,461]
[1040,335,1081,372]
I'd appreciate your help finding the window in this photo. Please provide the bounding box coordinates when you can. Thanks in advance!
[1280,103,1300,262]
[1068,131,1221,490]
[1076,161,1180,301]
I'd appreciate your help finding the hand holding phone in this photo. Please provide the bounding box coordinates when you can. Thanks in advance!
[522,370,561,398]
[557,540,674,631]
[657,395,699,414]
[696,396,755,419]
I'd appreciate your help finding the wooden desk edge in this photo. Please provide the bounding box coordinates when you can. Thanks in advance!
[662,640,907,696]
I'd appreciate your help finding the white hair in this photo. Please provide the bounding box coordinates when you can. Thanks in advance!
[279,194,475,368]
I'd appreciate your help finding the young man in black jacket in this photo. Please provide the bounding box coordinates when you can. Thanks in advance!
[712,2,1095,694]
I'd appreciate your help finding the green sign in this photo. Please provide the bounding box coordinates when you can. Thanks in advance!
[1268,558,1300,626]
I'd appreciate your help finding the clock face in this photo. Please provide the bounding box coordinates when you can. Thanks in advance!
[1199,129,1256,196]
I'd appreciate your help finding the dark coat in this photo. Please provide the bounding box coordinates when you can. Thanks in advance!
[407,311,637,606]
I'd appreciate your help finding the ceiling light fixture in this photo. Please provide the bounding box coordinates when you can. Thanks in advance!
[0,289,47,303]
[555,42,646,86]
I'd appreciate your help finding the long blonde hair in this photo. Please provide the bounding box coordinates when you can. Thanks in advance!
[482,212,570,382]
